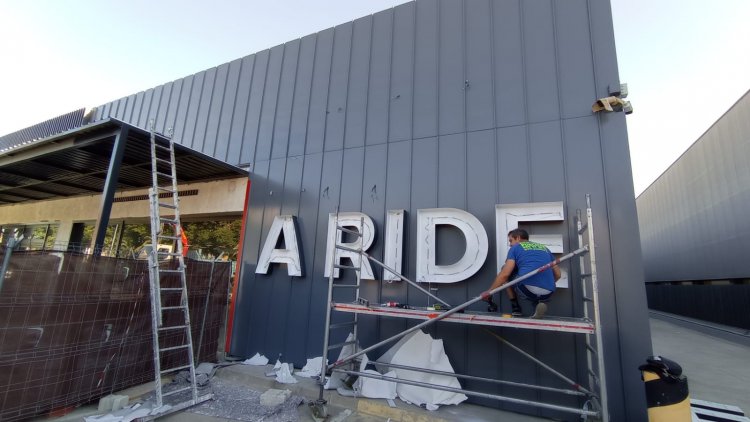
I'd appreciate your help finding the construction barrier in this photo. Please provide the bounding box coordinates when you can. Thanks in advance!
[640,356,691,421]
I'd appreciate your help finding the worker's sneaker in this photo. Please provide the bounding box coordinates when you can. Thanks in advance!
[531,302,547,319]
[511,304,523,317]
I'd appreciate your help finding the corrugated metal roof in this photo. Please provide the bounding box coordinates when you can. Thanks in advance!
[0,108,87,152]
[0,119,247,205]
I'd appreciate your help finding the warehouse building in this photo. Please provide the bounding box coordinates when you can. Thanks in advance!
[1,0,650,419]
[637,89,750,330]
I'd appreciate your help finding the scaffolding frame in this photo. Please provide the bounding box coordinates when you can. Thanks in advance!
[316,195,608,421]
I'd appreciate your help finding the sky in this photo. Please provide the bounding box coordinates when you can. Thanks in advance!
[1,0,749,196]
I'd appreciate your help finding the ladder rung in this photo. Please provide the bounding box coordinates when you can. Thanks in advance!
[158,235,180,240]
[582,296,593,302]
[578,223,588,234]
[156,157,172,165]
[332,284,359,288]
[327,340,356,351]
[156,171,174,179]
[159,269,184,273]
[336,226,362,237]
[158,252,182,257]
[162,386,194,397]
[156,186,175,193]
[161,306,187,311]
[158,202,178,209]
[585,343,597,354]
[161,287,184,291]
[334,264,360,271]
[154,143,172,151]
[158,325,189,331]
[159,217,178,224]
[160,344,190,352]
[580,273,592,279]
[329,321,357,329]
[160,364,192,375]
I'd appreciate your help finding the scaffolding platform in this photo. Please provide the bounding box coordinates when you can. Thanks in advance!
[331,302,595,334]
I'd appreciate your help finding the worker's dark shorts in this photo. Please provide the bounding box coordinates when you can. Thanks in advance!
[515,284,553,304]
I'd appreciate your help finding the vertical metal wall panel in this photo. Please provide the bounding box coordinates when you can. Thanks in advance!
[389,2,415,142]
[304,150,343,355]
[306,29,334,155]
[344,16,373,149]
[464,129,500,407]
[228,56,255,164]
[124,93,137,123]
[380,140,411,340]
[231,159,270,354]
[521,0,560,123]
[358,144,388,348]
[203,63,230,157]
[366,9,393,146]
[325,23,353,153]
[271,155,304,357]
[155,82,173,133]
[216,59,243,161]
[413,0,439,139]
[528,121,565,201]
[192,67,217,152]
[138,88,154,129]
[257,46,285,162]
[150,85,164,129]
[241,50,270,164]
[181,72,205,151]
[464,0,494,132]
[289,35,316,157]
[496,125,530,202]
[257,157,290,359]
[272,40,300,159]
[553,0,596,119]
[81,1,650,418]
[438,0,464,136]
[171,75,194,144]
[283,153,324,363]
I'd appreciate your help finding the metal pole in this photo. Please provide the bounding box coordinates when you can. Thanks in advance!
[196,259,217,362]
[332,369,599,417]
[0,234,23,292]
[329,246,589,370]
[318,211,339,400]
[357,359,585,396]
[482,329,595,397]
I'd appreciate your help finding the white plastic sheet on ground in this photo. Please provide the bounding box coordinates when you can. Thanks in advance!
[324,332,358,390]
[295,356,327,378]
[274,361,297,384]
[355,355,398,399]
[376,330,467,410]
[242,353,269,366]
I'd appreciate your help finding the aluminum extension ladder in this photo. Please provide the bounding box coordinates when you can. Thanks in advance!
[316,196,609,421]
[146,122,211,413]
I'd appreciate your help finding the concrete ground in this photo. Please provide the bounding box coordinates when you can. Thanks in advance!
[41,313,750,421]
[649,312,750,414]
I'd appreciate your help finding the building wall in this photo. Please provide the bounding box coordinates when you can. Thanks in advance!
[93,0,649,419]
[637,90,750,282]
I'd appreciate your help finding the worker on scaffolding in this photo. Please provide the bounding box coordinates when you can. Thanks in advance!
[483,228,560,319]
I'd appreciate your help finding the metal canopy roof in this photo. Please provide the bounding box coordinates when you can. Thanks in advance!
[0,119,247,205]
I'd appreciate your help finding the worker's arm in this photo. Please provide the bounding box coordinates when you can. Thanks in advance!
[482,259,516,300]
[552,265,561,281]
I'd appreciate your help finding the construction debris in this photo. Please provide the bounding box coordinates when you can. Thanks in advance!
[243,353,270,366]
[260,389,292,407]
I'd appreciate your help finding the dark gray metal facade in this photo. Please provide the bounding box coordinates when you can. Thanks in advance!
[92,0,650,419]
[637,89,750,282]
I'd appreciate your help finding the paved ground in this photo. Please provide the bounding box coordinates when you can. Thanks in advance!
[649,314,750,414]
[46,313,750,421]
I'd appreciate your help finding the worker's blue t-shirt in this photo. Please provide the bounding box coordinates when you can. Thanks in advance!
[507,241,556,292]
